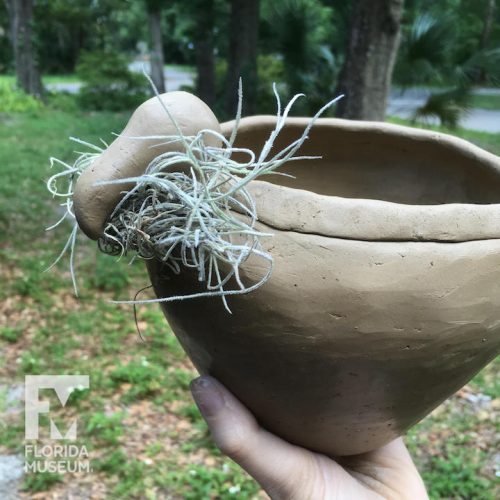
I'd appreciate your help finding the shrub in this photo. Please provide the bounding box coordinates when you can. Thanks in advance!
[256,54,286,114]
[88,253,130,294]
[414,86,472,129]
[213,54,285,119]
[46,91,79,113]
[0,326,23,343]
[76,51,149,111]
[0,83,42,113]
[21,471,62,493]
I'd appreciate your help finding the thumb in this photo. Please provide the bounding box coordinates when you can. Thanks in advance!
[190,375,314,497]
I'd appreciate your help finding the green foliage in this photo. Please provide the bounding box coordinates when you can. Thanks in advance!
[159,462,261,499]
[111,459,150,498]
[76,51,149,111]
[0,326,23,343]
[85,411,124,446]
[109,358,165,402]
[0,2,11,73]
[213,54,286,119]
[396,12,455,87]
[396,8,500,128]
[32,0,151,73]
[424,448,493,499]
[455,47,500,86]
[46,92,79,113]
[414,87,472,128]
[256,55,286,114]
[22,471,63,493]
[262,0,338,115]
[396,4,500,87]
[88,252,130,294]
[33,0,95,74]
[0,83,42,114]
[94,449,129,474]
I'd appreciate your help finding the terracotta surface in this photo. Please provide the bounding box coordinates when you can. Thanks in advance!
[73,96,500,456]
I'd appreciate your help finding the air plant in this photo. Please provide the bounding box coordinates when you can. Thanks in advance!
[46,82,342,312]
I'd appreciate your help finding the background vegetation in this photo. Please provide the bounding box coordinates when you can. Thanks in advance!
[1,0,500,121]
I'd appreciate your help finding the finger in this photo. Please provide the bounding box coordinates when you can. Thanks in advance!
[190,375,315,496]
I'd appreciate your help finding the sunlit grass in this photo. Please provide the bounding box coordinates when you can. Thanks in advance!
[470,93,500,111]
[0,74,81,86]
[388,116,500,156]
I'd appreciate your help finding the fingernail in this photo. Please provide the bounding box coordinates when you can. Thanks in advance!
[190,376,225,418]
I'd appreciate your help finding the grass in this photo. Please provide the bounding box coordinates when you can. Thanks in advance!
[0,74,81,86]
[388,116,500,155]
[164,64,195,74]
[470,94,500,111]
[0,66,194,89]
[0,108,498,498]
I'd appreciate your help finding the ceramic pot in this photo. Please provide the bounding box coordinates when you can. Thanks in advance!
[147,116,500,456]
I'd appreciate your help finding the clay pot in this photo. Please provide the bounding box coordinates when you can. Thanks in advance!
[147,116,500,456]
[73,95,500,456]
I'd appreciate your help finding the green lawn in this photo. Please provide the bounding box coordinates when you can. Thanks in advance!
[0,74,81,86]
[164,64,196,74]
[470,94,500,111]
[0,66,194,88]
[388,116,500,155]
[0,108,498,498]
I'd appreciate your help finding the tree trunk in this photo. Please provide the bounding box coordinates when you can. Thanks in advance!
[4,0,43,98]
[476,0,496,83]
[194,0,215,107]
[480,0,496,50]
[335,0,404,121]
[148,7,166,93]
[225,0,260,116]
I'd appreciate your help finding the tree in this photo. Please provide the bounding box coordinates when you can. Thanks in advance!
[224,0,260,116]
[335,0,405,121]
[394,12,454,87]
[194,0,215,106]
[393,5,500,127]
[4,0,43,98]
[145,0,166,93]
[480,0,496,50]
[262,0,339,115]
[477,0,496,82]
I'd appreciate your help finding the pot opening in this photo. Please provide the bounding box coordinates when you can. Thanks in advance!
[227,117,500,206]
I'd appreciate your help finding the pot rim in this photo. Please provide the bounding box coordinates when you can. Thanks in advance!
[222,116,500,242]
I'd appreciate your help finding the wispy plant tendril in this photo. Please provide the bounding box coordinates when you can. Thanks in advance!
[47,81,342,312]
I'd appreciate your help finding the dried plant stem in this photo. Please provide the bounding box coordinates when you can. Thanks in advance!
[47,83,342,311]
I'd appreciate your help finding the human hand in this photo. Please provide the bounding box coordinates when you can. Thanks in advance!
[190,376,428,500]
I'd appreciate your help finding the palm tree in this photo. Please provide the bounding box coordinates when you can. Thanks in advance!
[394,12,454,87]
[395,11,500,127]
